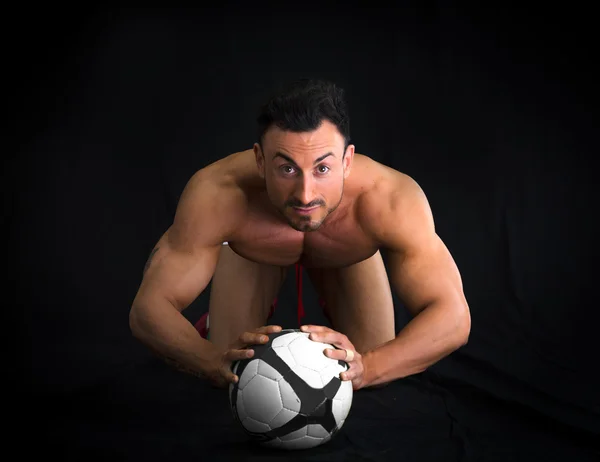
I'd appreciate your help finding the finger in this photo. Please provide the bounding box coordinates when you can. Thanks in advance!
[222,367,239,385]
[340,365,362,382]
[226,348,255,362]
[323,348,348,362]
[254,325,283,334]
[300,325,332,333]
[308,331,346,347]
[344,349,355,362]
[239,331,271,345]
[324,348,358,365]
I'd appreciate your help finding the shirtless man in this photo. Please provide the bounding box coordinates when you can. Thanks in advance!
[129,79,470,391]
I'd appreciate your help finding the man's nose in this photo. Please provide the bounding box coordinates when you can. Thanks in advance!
[294,175,315,206]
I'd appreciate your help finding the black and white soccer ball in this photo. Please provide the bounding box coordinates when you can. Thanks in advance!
[229,328,353,450]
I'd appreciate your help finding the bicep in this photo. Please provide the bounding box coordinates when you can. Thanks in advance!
[135,229,222,312]
[387,234,465,316]
[133,172,241,311]
[370,175,465,316]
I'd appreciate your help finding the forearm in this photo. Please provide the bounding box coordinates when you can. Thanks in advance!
[362,300,470,387]
[130,299,220,379]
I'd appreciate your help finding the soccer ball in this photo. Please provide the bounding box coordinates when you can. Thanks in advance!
[229,329,353,450]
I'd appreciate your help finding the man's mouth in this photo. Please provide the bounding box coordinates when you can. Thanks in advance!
[292,205,319,215]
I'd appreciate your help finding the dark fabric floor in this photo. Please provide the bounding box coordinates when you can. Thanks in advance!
[36,359,598,462]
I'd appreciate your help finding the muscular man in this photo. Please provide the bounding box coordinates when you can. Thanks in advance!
[129,79,470,391]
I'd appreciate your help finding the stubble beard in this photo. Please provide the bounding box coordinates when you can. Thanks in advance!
[285,191,344,232]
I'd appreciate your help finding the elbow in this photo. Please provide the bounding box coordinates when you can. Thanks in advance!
[129,304,145,340]
[454,303,471,348]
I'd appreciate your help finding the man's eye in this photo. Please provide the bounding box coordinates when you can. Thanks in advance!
[281,165,296,174]
[317,165,330,174]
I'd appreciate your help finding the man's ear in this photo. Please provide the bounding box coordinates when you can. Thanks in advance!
[343,144,355,179]
[254,143,265,179]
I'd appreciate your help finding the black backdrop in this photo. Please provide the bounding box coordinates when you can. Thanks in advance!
[13,5,598,461]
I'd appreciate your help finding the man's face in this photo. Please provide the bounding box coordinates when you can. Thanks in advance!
[254,120,354,232]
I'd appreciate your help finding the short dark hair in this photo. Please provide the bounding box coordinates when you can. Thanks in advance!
[256,79,351,152]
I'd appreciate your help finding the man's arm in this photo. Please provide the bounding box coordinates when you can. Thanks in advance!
[361,174,471,387]
[129,170,244,383]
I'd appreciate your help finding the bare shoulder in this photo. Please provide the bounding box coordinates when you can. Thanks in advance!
[354,155,428,216]
[167,152,250,251]
[355,157,434,249]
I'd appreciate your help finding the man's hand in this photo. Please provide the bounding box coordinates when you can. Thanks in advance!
[208,325,283,388]
[300,325,366,391]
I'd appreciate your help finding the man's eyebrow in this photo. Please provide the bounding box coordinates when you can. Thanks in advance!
[273,151,335,165]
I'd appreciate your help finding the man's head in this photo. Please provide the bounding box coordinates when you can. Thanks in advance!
[254,79,355,232]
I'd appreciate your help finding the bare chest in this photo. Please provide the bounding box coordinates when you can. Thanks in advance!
[228,214,378,269]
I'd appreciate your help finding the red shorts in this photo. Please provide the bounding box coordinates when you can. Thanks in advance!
[194,263,327,338]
